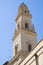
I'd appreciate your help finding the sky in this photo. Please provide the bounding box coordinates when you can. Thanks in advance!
[0,0,43,65]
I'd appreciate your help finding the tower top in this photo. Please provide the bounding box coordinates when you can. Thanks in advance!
[16,2,32,21]
[18,2,28,10]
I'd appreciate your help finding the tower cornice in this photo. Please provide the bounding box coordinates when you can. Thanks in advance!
[12,29,37,41]
[15,14,32,22]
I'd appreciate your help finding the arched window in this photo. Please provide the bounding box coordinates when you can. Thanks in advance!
[25,10,26,13]
[25,23,28,30]
[28,44,31,52]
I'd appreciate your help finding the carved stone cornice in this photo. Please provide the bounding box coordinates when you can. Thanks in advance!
[15,14,32,22]
[12,29,37,41]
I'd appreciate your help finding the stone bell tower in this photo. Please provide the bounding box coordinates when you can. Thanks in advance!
[12,3,37,64]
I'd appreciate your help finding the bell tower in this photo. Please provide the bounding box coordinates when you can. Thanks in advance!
[12,3,37,64]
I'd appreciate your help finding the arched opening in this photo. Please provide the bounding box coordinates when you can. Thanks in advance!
[28,44,31,52]
[25,10,26,13]
[25,23,28,30]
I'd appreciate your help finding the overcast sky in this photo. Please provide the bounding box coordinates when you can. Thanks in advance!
[0,0,43,65]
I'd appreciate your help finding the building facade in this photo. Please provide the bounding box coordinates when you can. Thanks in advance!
[3,3,43,65]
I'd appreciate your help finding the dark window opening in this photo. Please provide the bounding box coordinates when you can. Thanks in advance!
[28,44,31,52]
[25,10,26,13]
[15,46,18,54]
[25,23,28,30]
[17,24,19,29]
